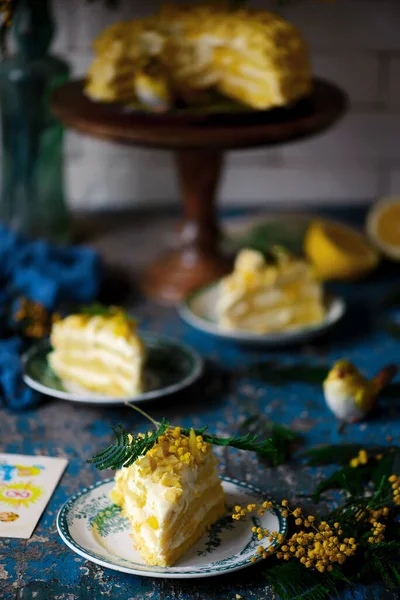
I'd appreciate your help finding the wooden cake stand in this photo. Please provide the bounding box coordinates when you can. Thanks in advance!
[52,78,347,304]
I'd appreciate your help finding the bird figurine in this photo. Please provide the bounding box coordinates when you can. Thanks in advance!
[323,359,397,423]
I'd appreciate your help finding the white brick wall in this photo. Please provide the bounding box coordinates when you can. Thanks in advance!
[46,0,400,209]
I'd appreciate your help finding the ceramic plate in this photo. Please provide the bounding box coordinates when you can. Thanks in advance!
[22,335,203,405]
[57,477,287,579]
[179,283,346,346]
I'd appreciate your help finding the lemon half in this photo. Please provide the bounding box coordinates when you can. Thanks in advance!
[366,196,400,260]
[304,219,379,281]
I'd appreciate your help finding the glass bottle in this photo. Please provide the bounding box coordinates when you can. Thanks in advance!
[0,0,70,241]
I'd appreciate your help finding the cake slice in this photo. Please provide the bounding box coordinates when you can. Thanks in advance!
[48,308,145,397]
[216,247,325,334]
[110,426,226,566]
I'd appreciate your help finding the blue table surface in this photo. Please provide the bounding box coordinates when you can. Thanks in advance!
[1,207,400,599]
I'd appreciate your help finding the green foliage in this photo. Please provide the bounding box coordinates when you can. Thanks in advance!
[188,427,275,457]
[87,420,170,470]
[89,419,275,471]
[239,415,300,465]
[225,215,310,257]
[80,302,115,316]
[265,538,400,600]
[265,561,343,600]
[246,361,328,387]
[361,542,400,590]
[262,444,400,599]
[305,446,400,503]
[304,444,366,466]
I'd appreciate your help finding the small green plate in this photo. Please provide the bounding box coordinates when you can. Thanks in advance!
[22,335,203,405]
[57,477,287,579]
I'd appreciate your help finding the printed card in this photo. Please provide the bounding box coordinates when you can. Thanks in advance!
[0,453,68,539]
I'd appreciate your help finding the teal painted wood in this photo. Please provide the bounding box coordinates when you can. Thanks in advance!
[0,0,70,241]
[1,208,400,599]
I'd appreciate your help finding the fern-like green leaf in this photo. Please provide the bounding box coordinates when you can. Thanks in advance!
[310,447,400,503]
[265,561,343,600]
[80,302,115,316]
[87,419,170,470]
[239,415,300,465]
[182,427,276,458]
[304,444,366,466]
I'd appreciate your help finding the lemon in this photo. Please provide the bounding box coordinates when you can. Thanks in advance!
[366,196,400,260]
[304,219,379,281]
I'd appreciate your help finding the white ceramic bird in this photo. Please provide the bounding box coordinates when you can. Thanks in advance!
[323,359,397,423]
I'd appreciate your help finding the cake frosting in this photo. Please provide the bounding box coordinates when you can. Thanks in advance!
[110,427,226,566]
[216,247,325,334]
[49,309,145,397]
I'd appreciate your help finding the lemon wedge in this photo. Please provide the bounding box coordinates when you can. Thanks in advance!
[366,196,400,260]
[304,219,379,281]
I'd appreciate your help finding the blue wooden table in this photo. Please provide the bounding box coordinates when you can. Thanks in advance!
[1,209,400,599]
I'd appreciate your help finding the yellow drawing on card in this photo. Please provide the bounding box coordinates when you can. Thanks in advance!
[0,481,43,509]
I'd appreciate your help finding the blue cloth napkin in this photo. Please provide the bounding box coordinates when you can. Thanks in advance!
[0,225,102,410]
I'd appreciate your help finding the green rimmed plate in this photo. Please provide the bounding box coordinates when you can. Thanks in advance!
[57,476,287,579]
[22,335,203,405]
[179,283,346,347]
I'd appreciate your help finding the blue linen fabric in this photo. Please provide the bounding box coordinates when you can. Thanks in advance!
[0,225,102,410]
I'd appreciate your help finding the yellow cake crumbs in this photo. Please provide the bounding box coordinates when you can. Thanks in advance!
[135,427,212,484]
[59,307,137,340]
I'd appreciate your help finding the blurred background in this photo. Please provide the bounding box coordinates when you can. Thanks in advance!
[47,0,400,212]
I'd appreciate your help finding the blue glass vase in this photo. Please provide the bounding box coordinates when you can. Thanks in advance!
[0,0,70,241]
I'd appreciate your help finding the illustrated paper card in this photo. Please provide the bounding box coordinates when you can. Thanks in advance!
[0,453,68,539]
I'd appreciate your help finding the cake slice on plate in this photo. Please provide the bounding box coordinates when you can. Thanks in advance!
[110,426,226,567]
[216,247,325,334]
[49,307,145,397]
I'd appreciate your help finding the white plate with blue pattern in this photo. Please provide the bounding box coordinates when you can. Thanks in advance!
[57,476,287,579]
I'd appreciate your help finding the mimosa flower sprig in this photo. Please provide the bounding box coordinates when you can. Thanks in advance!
[12,297,61,339]
[236,444,400,600]
[88,403,277,471]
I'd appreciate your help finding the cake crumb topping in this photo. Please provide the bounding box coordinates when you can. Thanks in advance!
[134,427,212,485]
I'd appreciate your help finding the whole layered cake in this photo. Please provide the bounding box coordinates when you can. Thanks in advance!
[216,247,325,334]
[85,3,311,110]
[110,426,226,566]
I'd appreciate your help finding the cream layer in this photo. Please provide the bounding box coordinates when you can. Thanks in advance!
[48,352,141,395]
[113,454,223,554]
[220,302,324,333]
[50,346,141,375]
[218,284,322,318]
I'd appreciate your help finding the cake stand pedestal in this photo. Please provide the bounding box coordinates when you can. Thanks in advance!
[52,78,347,304]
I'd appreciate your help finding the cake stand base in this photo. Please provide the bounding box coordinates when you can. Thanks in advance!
[141,149,231,303]
[141,248,231,304]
